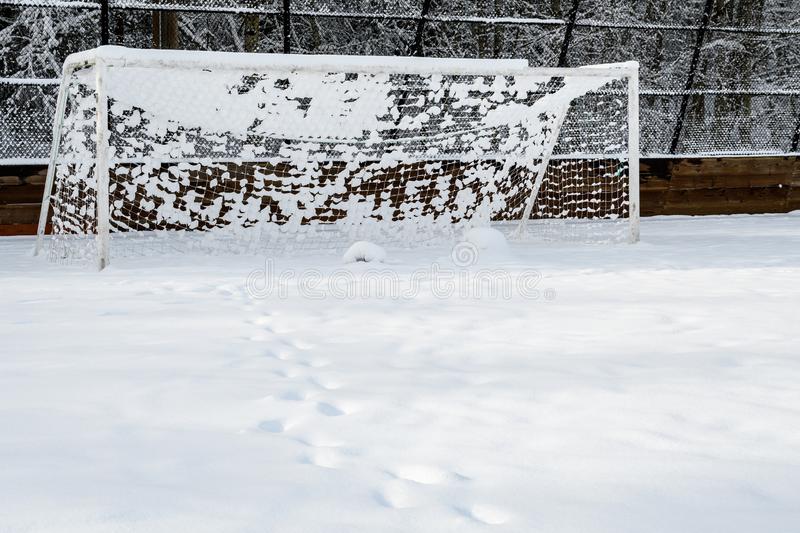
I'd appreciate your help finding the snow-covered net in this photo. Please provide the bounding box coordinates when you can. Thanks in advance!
[41,48,638,266]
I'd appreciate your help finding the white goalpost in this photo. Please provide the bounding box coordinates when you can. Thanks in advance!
[35,46,639,269]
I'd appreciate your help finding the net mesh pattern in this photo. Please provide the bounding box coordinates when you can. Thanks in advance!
[291,0,419,17]
[46,58,634,264]
[49,67,99,262]
[0,82,59,161]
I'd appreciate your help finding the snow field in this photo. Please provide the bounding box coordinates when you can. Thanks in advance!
[1,213,800,533]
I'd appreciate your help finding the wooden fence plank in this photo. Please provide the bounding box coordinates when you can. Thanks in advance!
[0,204,40,225]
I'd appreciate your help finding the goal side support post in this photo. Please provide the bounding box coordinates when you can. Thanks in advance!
[515,103,570,238]
[34,64,73,258]
[627,64,640,243]
[35,58,113,270]
[94,59,111,270]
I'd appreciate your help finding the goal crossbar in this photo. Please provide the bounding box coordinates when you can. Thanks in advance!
[62,46,638,78]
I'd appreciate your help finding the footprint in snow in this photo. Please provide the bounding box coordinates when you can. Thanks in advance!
[316,402,346,417]
[374,481,417,509]
[257,419,286,433]
[300,448,344,469]
[299,358,331,368]
[391,464,449,485]
[296,433,345,448]
[278,389,311,401]
[459,505,510,525]
[275,349,294,361]
[273,367,302,379]
[308,377,343,391]
[292,340,315,350]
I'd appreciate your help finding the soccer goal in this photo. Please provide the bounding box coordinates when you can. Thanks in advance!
[35,47,639,269]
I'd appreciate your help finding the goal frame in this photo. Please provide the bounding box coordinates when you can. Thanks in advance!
[35,47,640,269]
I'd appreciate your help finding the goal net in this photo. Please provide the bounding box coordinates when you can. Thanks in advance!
[36,47,639,268]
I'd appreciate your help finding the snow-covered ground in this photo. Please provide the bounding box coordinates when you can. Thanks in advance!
[1,213,800,533]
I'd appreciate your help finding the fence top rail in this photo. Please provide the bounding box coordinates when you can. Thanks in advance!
[64,46,638,77]
[0,0,99,7]
[0,77,61,85]
[5,0,799,36]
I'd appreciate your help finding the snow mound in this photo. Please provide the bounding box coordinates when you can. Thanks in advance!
[448,227,511,266]
[464,227,508,252]
[342,241,387,263]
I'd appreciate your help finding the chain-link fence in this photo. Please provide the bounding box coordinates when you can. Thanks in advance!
[1,0,799,162]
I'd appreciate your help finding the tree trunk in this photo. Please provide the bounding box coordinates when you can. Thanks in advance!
[152,8,179,49]
[244,14,260,52]
[162,11,179,49]
[151,10,160,49]
[113,12,125,45]
[493,0,503,57]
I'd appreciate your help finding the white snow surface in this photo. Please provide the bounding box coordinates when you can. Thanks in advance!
[2,213,800,533]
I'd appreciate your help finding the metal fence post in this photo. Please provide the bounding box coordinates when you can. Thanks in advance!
[791,96,800,153]
[282,0,291,53]
[557,0,581,67]
[412,0,432,57]
[100,0,109,46]
[669,0,716,154]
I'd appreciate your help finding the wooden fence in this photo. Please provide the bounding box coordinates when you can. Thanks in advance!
[2,156,799,236]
